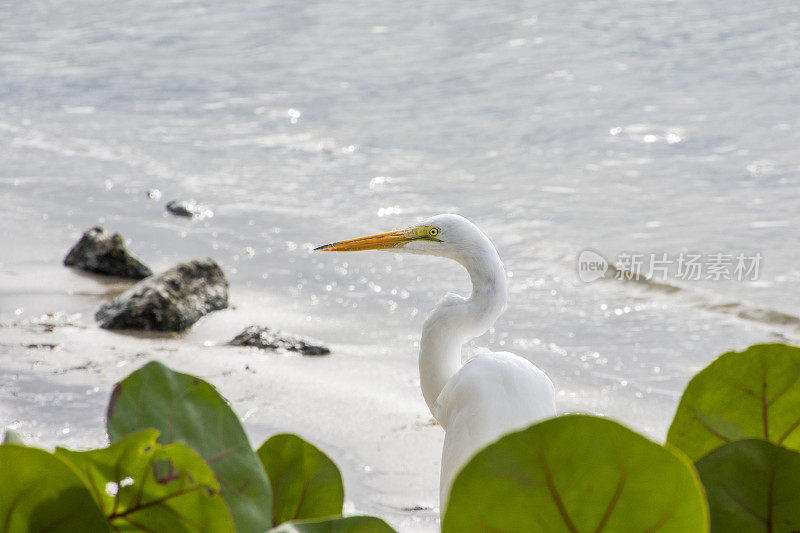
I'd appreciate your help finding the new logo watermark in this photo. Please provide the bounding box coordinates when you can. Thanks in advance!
[577,250,609,283]
[577,250,763,283]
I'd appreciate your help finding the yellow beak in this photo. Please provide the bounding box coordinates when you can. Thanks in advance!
[314,229,412,252]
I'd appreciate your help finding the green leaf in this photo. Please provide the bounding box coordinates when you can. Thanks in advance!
[0,443,109,532]
[268,516,397,533]
[106,361,272,532]
[695,439,800,532]
[3,428,24,444]
[258,434,344,526]
[56,429,234,532]
[443,414,708,533]
[667,343,800,462]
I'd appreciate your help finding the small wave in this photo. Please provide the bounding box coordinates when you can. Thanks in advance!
[9,124,173,179]
[703,303,800,331]
[601,265,800,332]
[604,264,681,294]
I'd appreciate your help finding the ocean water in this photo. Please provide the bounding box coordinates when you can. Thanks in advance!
[2,0,800,528]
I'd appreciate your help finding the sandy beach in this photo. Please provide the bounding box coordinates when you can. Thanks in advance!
[0,263,445,532]
[3,250,798,531]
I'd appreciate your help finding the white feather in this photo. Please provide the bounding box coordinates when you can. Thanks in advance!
[410,214,557,510]
[321,213,557,513]
[434,352,555,507]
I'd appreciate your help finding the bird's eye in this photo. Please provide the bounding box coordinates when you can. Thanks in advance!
[428,227,440,237]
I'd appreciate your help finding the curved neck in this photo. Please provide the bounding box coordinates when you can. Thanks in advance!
[418,241,507,418]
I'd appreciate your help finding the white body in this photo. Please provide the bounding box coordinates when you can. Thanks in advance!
[435,352,555,507]
[318,213,557,511]
[410,215,556,509]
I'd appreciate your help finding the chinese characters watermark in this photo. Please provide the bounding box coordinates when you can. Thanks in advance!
[577,250,763,283]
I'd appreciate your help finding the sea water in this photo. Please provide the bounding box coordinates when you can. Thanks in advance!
[2,0,799,529]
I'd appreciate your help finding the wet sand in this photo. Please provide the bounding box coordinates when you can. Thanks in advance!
[0,268,442,532]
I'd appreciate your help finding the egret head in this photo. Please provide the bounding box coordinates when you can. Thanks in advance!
[314,214,487,261]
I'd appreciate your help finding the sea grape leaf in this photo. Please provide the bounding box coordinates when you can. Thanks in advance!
[3,428,24,444]
[56,429,234,532]
[105,361,272,532]
[443,414,708,533]
[268,515,397,533]
[258,433,344,526]
[695,439,800,532]
[0,443,109,532]
[667,343,800,462]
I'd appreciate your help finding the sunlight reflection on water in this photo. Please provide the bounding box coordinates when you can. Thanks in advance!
[2,0,800,442]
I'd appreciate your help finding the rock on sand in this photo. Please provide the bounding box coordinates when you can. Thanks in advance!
[229,325,331,356]
[64,227,152,279]
[95,258,228,331]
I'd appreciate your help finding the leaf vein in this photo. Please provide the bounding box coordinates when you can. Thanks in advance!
[693,412,733,444]
[538,447,579,533]
[593,469,627,533]
[721,482,766,524]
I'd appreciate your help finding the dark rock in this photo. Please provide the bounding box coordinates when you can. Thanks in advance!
[95,258,228,332]
[64,227,152,279]
[228,325,330,356]
[166,199,213,219]
[24,343,59,350]
[165,200,194,217]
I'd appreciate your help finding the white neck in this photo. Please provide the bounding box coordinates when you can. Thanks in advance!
[418,238,507,418]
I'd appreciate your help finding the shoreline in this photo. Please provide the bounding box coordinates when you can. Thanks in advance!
[0,268,443,532]
[3,240,799,532]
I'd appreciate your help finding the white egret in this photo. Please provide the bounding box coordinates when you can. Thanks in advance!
[315,214,556,509]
